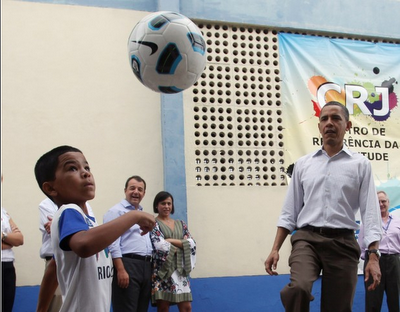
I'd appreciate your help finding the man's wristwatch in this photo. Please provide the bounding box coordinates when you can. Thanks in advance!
[2,232,7,241]
[367,249,381,259]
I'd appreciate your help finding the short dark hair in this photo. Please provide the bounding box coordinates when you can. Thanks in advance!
[124,175,146,191]
[321,101,350,122]
[153,191,174,214]
[34,145,82,195]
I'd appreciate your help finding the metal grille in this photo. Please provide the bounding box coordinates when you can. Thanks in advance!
[189,23,400,187]
[190,24,284,186]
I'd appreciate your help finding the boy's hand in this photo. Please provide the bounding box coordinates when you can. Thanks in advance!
[138,212,156,235]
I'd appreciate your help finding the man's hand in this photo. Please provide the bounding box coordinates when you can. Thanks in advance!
[117,268,130,288]
[112,258,130,288]
[264,227,289,275]
[265,250,280,276]
[365,255,381,291]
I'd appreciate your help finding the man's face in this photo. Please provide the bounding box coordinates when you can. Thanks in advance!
[125,178,145,208]
[318,105,351,148]
[378,192,389,214]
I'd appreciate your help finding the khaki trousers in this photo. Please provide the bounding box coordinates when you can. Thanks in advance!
[280,229,360,312]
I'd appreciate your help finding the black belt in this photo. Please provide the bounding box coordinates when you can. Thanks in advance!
[301,226,354,236]
[45,256,53,261]
[122,253,152,262]
[381,253,400,257]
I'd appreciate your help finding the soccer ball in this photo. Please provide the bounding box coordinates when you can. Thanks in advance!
[128,11,207,94]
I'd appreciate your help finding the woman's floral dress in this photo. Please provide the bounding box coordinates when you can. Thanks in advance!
[150,219,196,305]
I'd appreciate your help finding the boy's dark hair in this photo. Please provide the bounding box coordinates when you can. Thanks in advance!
[34,145,82,195]
[153,191,174,214]
[124,175,146,191]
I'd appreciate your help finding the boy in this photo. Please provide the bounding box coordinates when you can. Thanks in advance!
[34,145,155,312]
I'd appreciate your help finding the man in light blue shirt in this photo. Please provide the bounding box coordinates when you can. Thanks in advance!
[264,101,382,312]
[103,175,153,312]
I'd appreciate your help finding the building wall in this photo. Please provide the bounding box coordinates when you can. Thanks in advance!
[19,0,400,40]
[0,0,282,287]
[180,0,400,40]
[1,0,294,287]
[1,1,164,285]
[2,0,399,300]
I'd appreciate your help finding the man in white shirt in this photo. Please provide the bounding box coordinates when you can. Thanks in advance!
[103,175,153,312]
[264,101,382,312]
[38,198,62,312]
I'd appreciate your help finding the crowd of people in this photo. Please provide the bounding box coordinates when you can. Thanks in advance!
[2,101,399,312]
[2,147,197,312]
[31,146,196,312]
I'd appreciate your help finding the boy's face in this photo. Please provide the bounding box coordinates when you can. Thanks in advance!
[44,152,95,206]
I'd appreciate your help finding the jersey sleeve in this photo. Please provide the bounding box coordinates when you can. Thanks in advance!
[58,208,90,251]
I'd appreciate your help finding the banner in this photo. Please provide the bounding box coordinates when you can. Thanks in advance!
[279,33,400,211]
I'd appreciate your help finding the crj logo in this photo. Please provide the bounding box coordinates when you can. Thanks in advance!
[308,75,398,121]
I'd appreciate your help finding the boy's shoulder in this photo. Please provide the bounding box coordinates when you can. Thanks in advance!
[56,203,85,216]
[53,204,93,226]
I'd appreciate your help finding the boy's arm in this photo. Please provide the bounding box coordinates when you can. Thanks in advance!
[36,258,58,312]
[68,210,155,258]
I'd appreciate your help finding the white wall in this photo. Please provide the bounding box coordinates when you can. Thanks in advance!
[1,0,164,285]
[2,0,292,286]
[187,187,290,278]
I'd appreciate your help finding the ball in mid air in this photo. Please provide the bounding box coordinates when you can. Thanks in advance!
[128,11,207,94]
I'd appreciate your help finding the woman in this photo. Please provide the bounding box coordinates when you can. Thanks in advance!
[2,205,24,312]
[150,191,196,312]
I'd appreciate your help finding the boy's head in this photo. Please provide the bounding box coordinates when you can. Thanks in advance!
[35,146,95,205]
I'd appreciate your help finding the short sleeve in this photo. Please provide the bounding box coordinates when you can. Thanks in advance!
[58,208,90,251]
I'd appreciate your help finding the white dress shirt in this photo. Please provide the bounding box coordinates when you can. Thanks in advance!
[103,199,152,258]
[278,145,382,247]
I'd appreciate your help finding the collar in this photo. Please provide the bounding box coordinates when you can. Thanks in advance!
[313,142,352,158]
[121,199,143,211]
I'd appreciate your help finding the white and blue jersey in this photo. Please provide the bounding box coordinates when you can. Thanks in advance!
[51,204,113,312]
